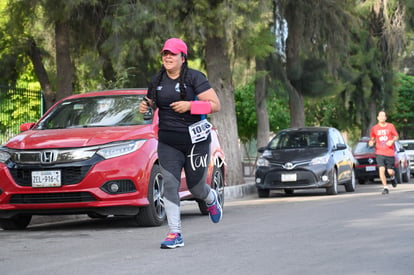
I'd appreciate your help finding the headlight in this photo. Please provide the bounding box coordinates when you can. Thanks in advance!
[256,157,270,167]
[97,140,146,159]
[0,150,11,163]
[310,155,330,165]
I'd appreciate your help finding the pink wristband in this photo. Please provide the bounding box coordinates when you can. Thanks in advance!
[190,101,212,115]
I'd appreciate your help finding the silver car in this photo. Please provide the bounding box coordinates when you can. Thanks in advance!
[399,139,414,175]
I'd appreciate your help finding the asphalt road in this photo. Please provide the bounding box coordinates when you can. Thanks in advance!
[1,181,414,275]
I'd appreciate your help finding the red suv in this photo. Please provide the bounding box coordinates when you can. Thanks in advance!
[0,89,225,230]
[352,137,410,184]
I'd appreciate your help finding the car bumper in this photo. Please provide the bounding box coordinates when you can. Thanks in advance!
[355,165,378,180]
[255,166,332,190]
[0,152,152,218]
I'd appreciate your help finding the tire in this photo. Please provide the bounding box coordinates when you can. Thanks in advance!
[134,164,166,226]
[0,215,32,230]
[198,165,225,215]
[344,168,356,192]
[402,166,410,183]
[326,169,338,195]
[395,166,403,183]
[257,188,270,198]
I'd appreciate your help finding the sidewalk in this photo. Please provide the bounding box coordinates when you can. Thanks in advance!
[31,177,256,225]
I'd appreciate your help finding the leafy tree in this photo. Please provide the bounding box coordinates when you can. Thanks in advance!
[389,73,414,138]
[275,0,355,127]
[235,80,289,144]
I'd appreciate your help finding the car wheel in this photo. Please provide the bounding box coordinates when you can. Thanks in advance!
[344,168,356,192]
[197,165,225,215]
[402,166,410,183]
[0,215,32,230]
[257,188,270,198]
[395,166,403,183]
[134,164,166,226]
[326,169,338,195]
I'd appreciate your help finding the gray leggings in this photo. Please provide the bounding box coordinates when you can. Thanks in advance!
[158,139,211,233]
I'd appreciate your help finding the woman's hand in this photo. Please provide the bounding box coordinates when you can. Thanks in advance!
[170,101,191,113]
[139,97,152,114]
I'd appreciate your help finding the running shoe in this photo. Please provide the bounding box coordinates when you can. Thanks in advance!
[391,177,397,188]
[160,232,184,249]
[207,189,223,223]
[382,188,389,195]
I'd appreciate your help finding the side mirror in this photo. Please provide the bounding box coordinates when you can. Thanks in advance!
[20,122,35,132]
[335,144,347,150]
[258,146,267,153]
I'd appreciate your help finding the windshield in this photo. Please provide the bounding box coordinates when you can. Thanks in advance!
[35,94,151,129]
[268,131,327,149]
[353,142,375,154]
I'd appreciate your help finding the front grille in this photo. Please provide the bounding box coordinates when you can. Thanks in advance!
[9,192,96,204]
[357,158,377,165]
[9,166,93,186]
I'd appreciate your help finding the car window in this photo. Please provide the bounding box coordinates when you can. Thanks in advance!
[35,95,151,129]
[400,142,414,150]
[268,130,327,149]
[330,129,341,147]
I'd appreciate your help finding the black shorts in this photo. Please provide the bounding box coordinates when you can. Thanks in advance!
[376,155,395,169]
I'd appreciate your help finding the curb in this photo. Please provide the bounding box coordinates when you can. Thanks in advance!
[31,177,257,226]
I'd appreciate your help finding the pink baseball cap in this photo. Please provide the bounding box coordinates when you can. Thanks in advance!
[161,38,188,55]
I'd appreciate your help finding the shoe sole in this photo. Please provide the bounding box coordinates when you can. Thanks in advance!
[160,243,184,249]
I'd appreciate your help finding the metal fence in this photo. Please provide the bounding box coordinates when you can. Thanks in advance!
[0,85,43,145]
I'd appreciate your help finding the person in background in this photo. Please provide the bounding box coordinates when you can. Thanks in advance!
[368,110,399,195]
[139,38,222,249]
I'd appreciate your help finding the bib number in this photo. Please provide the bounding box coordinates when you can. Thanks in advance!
[189,119,212,144]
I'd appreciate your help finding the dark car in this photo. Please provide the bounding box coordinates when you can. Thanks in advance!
[353,137,410,184]
[0,89,226,230]
[255,127,356,197]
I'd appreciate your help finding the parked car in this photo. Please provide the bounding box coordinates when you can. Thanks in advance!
[255,127,356,197]
[0,89,226,230]
[399,139,414,176]
[353,137,410,184]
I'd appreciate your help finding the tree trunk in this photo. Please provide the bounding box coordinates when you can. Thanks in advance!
[285,4,306,128]
[55,21,74,102]
[288,86,305,127]
[27,37,55,111]
[255,58,270,148]
[205,36,244,186]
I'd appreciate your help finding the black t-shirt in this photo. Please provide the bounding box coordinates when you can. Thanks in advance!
[147,68,211,132]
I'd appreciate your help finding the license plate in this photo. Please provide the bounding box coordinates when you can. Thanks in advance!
[281,173,297,182]
[365,166,376,172]
[32,170,62,187]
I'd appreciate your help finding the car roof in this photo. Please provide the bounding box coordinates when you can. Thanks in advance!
[279,127,331,133]
[399,139,414,143]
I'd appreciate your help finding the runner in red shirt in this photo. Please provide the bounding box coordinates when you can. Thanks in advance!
[368,111,399,194]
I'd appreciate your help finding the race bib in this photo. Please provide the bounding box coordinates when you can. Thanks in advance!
[189,119,212,144]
